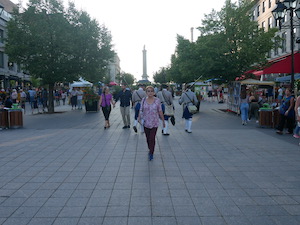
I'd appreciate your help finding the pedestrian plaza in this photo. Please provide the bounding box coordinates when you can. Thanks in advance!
[0,98,299,225]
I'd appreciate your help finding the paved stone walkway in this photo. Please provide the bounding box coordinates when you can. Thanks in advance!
[0,98,299,225]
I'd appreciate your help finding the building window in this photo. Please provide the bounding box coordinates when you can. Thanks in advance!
[0,30,3,43]
[268,17,272,29]
[293,28,296,49]
[262,21,266,31]
[274,36,279,56]
[252,10,255,20]
[269,0,271,8]
[8,62,14,71]
[282,32,286,53]
[257,5,260,17]
[263,1,266,13]
[274,43,278,56]
[17,64,21,73]
[0,52,4,68]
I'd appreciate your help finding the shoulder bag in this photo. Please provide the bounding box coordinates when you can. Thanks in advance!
[185,93,197,114]
[162,91,174,116]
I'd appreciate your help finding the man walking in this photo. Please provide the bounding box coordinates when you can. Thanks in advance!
[132,84,146,133]
[157,84,174,135]
[115,84,132,129]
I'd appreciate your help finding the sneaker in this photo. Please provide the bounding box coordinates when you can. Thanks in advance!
[127,125,130,128]
[149,154,153,161]
[276,130,283,135]
[122,126,127,129]
[133,126,137,133]
[293,134,300,138]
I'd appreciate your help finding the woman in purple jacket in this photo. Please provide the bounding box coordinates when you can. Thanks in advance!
[99,87,115,129]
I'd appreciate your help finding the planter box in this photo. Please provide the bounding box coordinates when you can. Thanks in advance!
[85,101,99,112]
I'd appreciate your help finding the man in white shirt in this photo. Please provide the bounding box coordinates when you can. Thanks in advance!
[77,88,83,110]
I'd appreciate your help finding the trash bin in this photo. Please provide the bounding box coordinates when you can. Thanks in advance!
[259,108,273,127]
[0,109,9,129]
[8,109,23,128]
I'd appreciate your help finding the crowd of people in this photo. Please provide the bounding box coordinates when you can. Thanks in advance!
[0,87,80,114]
[239,85,300,142]
[3,82,298,159]
[96,83,198,161]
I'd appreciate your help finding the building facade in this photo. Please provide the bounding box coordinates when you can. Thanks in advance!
[251,0,300,80]
[0,0,30,90]
[108,53,120,82]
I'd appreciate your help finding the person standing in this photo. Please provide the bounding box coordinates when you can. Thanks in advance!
[248,92,260,123]
[277,86,284,101]
[115,84,132,129]
[11,89,18,103]
[179,85,198,133]
[28,87,36,110]
[20,89,27,111]
[100,87,115,129]
[138,86,165,161]
[61,91,67,105]
[77,88,83,110]
[132,84,146,133]
[294,94,300,138]
[276,88,295,135]
[157,84,174,135]
[240,87,249,125]
[70,87,78,110]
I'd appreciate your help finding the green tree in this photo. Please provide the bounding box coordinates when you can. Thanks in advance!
[197,0,277,81]
[5,0,114,113]
[153,67,170,84]
[168,0,277,83]
[168,35,202,84]
[120,72,135,86]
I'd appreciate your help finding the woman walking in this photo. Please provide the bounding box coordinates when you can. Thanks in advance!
[240,87,249,125]
[100,87,115,129]
[178,85,198,133]
[138,86,165,161]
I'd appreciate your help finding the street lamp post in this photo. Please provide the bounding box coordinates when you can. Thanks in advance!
[272,0,300,91]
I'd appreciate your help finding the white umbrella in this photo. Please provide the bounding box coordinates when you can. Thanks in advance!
[70,78,93,88]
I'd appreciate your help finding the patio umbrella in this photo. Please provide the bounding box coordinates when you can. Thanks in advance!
[109,81,118,86]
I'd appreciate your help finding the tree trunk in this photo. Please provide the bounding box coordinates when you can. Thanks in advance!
[48,83,55,113]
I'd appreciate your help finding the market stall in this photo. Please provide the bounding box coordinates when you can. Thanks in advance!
[70,78,93,88]
[227,79,275,114]
[188,82,209,99]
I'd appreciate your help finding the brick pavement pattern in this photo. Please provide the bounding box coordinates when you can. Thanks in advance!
[0,98,299,225]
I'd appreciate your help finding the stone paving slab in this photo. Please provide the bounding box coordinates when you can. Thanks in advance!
[0,98,299,225]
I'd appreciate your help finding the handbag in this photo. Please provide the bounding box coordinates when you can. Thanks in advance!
[185,93,197,114]
[187,105,198,114]
[170,116,175,126]
[162,90,174,116]
[165,104,174,116]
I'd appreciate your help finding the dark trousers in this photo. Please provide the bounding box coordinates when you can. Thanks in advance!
[144,127,158,154]
[102,105,111,121]
[277,114,295,133]
[249,102,259,120]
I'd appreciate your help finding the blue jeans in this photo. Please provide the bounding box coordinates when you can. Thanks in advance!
[295,125,300,135]
[240,103,249,121]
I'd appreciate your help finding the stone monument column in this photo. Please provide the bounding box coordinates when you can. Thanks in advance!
[142,45,148,81]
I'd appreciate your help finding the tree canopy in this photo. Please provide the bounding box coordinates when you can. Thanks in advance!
[5,0,114,112]
[167,0,277,84]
